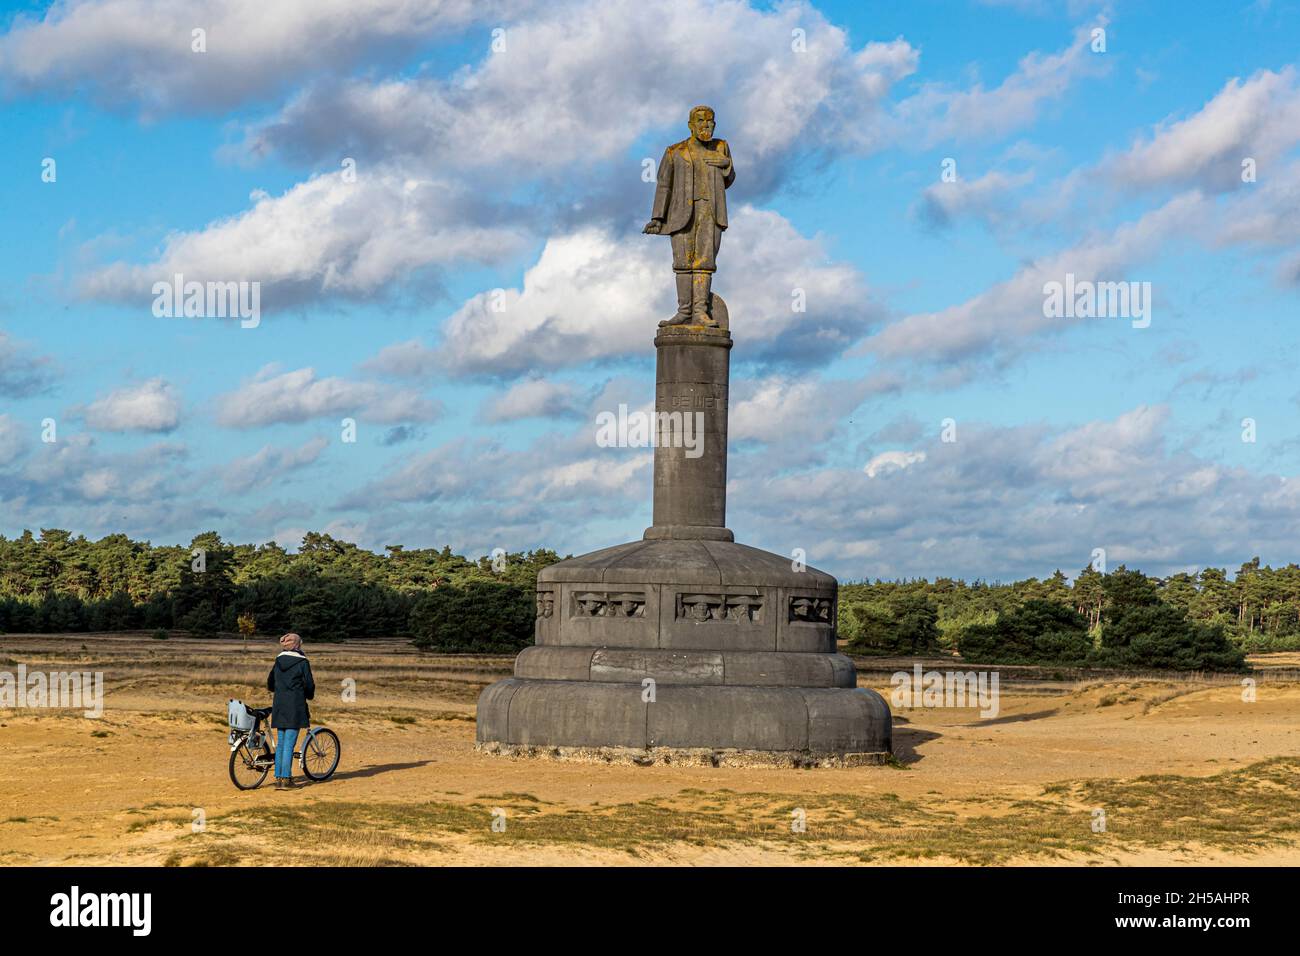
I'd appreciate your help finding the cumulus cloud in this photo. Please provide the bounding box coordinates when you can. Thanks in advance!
[360,339,441,380]
[3,432,194,509]
[728,404,1300,580]
[435,206,875,376]
[867,68,1300,373]
[1107,68,1300,194]
[887,21,1109,148]
[0,414,29,466]
[79,170,531,309]
[239,0,918,194]
[730,373,899,448]
[1211,157,1300,272]
[215,365,441,427]
[0,332,58,397]
[0,0,515,114]
[863,191,1206,367]
[75,377,181,432]
[480,378,586,423]
[223,436,329,492]
[335,425,655,556]
[863,449,926,478]
[914,169,1035,230]
[341,438,507,506]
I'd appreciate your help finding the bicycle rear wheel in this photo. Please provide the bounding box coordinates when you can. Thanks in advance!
[229,742,271,790]
[301,728,340,780]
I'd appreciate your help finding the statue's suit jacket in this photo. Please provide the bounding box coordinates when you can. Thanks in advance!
[650,138,735,234]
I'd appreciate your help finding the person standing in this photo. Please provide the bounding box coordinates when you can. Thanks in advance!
[266,632,315,791]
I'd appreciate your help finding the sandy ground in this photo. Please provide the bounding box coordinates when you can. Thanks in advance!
[1,633,1297,866]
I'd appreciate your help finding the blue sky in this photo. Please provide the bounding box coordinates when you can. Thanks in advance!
[2,0,1299,581]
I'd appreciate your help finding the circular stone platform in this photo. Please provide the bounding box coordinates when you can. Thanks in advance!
[475,538,893,761]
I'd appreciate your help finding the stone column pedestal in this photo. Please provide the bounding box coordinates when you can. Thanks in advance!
[645,325,733,542]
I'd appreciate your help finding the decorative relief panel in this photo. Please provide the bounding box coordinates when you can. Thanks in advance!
[536,589,556,619]
[676,592,763,624]
[788,596,833,624]
[571,590,647,619]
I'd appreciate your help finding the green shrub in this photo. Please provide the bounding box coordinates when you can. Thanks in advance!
[409,581,534,653]
[845,592,940,656]
[958,600,1092,666]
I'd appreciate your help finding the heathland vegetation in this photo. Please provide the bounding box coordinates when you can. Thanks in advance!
[1,529,1292,670]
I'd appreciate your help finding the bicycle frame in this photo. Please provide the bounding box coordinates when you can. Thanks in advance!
[229,718,329,768]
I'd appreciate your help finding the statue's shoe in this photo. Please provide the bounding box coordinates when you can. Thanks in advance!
[658,314,692,327]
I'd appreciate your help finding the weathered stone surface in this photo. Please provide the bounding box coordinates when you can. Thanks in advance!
[803,687,893,753]
[721,651,855,687]
[590,648,724,684]
[648,327,731,539]
[501,680,648,749]
[475,678,522,744]
[514,645,594,681]
[477,678,892,755]
[647,685,810,750]
[513,647,858,687]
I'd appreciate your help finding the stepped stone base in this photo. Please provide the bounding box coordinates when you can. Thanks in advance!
[477,674,892,757]
[476,538,893,761]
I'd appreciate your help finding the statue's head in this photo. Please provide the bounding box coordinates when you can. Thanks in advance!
[688,105,716,143]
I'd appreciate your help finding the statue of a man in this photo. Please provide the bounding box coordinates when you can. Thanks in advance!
[643,105,735,327]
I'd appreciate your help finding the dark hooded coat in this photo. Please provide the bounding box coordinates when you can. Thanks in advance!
[266,650,315,729]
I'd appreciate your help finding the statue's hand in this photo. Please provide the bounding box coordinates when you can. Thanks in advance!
[642,219,663,235]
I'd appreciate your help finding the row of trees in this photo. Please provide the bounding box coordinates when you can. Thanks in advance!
[839,565,1266,671]
[0,529,553,652]
[1,529,1292,669]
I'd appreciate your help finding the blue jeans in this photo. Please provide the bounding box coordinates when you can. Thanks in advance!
[274,727,299,778]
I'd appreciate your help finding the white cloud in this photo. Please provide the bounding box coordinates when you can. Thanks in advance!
[10,433,192,506]
[360,339,441,379]
[239,0,918,186]
[730,374,897,447]
[508,453,651,503]
[915,169,1035,230]
[481,378,585,423]
[728,405,1300,580]
[863,191,1206,366]
[0,0,513,114]
[0,332,58,397]
[224,436,329,492]
[863,449,926,478]
[79,169,531,308]
[1108,68,1300,193]
[77,377,181,432]
[435,206,875,376]
[888,22,1108,148]
[215,365,440,427]
[0,414,29,466]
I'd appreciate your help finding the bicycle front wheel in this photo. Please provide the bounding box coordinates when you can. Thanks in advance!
[301,728,340,781]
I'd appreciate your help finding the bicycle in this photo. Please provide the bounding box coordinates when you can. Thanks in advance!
[226,699,341,790]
